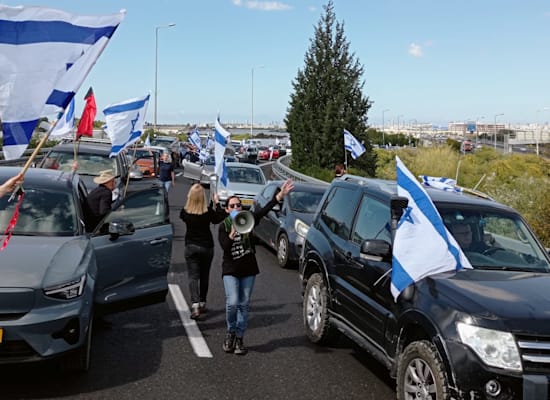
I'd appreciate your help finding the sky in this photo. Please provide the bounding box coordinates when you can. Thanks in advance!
[4,0,550,128]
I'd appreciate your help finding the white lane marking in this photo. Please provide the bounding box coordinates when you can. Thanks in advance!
[168,283,213,358]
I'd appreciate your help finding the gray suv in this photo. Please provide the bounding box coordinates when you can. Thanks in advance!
[0,167,173,372]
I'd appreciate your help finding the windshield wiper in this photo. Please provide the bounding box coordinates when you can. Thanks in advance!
[474,265,545,273]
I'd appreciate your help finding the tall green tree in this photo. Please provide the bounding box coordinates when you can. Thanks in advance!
[285,0,376,175]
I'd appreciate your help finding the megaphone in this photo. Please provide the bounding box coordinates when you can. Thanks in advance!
[231,210,254,234]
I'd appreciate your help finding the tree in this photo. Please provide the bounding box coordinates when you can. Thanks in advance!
[285,0,376,175]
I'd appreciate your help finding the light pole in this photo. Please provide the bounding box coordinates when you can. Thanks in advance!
[382,109,389,146]
[476,116,484,147]
[493,113,504,150]
[154,23,176,133]
[250,65,264,138]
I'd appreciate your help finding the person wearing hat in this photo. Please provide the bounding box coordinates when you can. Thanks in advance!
[85,169,116,231]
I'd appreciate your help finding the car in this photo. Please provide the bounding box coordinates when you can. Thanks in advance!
[299,174,550,399]
[182,153,236,186]
[150,135,180,165]
[130,147,159,178]
[257,146,280,161]
[236,146,258,164]
[126,155,144,180]
[252,181,327,268]
[273,144,286,157]
[38,138,133,200]
[215,162,266,208]
[0,167,172,372]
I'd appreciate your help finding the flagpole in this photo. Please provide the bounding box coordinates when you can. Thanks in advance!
[18,118,60,177]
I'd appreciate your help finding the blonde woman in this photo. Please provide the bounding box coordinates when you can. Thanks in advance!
[180,184,226,319]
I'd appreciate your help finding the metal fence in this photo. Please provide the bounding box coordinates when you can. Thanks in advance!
[271,155,329,186]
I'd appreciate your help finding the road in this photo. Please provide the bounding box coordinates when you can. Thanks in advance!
[0,166,396,400]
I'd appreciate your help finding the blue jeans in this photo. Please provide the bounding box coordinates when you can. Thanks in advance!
[222,275,256,338]
[162,180,172,192]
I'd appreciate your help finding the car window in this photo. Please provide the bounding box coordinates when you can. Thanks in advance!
[320,187,356,240]
[0,188,77,236]
[43,151,119,176]
[352,196,391,244]
[227,167,265,184]
[289,190,324,213]
[104,188,167,230]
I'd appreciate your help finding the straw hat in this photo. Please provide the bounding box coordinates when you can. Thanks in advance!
[93,170,115,185]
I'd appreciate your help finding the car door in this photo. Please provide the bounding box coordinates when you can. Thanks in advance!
[254,183,279,248]
[339,194,393,345]
[91,186,173,313]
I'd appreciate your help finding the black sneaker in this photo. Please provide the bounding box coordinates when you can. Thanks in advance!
[234,337,248,355]
[223,332,236,353]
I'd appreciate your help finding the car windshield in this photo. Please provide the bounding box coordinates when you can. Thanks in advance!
[42,151,118,176]
[227,167,265,184]
[440,206,550,272]
[289,190,324,213]
[0,189,77,236]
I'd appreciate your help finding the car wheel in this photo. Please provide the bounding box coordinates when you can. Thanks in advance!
[303,273,339,344]
[62,314,93,373]
[277,233,290,268]
[396,341,450,400]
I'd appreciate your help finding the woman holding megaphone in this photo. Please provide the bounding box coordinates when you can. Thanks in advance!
[218,178,294,355]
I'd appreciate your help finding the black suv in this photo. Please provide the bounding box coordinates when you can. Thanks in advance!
[299,175,550,399]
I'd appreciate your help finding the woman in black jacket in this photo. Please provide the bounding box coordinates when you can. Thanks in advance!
[180,183,226,319]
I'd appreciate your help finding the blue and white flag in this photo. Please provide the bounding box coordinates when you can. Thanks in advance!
[391,156,471,301]
[103,94,150,157]
[344,129,365,159]
[0,5,124,159]
[50,98,75,137]
[144,134,151,147]
[189,127,202,150]
[420,176,462,193]
[214,117,230,187]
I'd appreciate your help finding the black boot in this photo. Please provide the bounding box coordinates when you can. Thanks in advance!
[234,337,248,355]
[223,332,236,353]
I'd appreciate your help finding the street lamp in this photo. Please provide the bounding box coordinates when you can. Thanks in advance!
[493,113,504,150]
[476,116,484,147]
[250,65,264,138]
[154,23,176,133]
[382,109,389,146]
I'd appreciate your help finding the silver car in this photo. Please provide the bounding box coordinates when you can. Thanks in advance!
[0,167,172,372]
[215,162,267,208]
[182,154,236,186]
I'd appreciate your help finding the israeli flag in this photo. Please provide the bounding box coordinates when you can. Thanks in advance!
[214,117,230,187]
[344,129,365,159]
[189,127,202,150]
[50,98,75,137]
[391,156,472,301]
[103,94,150,157]
[420,176,462,193]
[0,5,124,159]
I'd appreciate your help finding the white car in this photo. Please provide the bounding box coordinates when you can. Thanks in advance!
[216,162,267,208]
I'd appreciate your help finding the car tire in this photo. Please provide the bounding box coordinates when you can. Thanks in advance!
[62,314,93,373]
[396,340,450,400]
[277,233,290,268]
[303,273,339,344]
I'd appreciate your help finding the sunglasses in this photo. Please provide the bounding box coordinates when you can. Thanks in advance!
[228,203,242,209]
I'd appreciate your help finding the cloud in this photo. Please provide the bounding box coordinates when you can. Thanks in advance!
[408,42,423,57]
[232,0,292,11]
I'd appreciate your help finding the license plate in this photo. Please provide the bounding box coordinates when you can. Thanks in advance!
[241,199,253,206]
[0,328,3,343]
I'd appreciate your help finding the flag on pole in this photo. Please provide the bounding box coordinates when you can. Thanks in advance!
[214,117,230,187]
[144,134,151,147]
[189,127,202,150]
[103,94,150,157]
[76,87,96,139]
[391,156,472,301]
[50,98,75,137]
[420,175,462,193]
[0,5,125,159]
[343,129,366,159]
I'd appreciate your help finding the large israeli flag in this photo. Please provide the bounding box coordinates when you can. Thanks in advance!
[103,94,150,157]
[50,97,75,137]
[0,5,124,159]
[391,156,471,301]
[344,129,365,159]
[214,117,230,187]
[189,127,202,150]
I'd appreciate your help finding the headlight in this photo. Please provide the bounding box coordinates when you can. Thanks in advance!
[44,275,86,300]
[457,322,521,371]
[295,218,310,238]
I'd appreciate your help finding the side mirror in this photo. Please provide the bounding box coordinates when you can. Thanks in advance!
[108,219,135,240]
[360,239,391,262]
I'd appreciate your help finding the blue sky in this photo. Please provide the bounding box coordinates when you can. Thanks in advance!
[5,1,550,127]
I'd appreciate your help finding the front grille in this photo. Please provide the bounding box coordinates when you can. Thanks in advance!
[0,340,37,359]
[516,333,550,374]
[0,313,26,321]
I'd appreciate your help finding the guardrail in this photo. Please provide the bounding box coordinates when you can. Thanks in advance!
[271,155,329,186]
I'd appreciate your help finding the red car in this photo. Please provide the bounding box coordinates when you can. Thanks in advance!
[258,145,280,161]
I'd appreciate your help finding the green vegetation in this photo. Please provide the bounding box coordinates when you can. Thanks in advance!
[285,0,376,176]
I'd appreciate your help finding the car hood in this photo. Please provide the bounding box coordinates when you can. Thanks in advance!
[1,236,94,288]
[224,182,265,195]
[427,269,550,330]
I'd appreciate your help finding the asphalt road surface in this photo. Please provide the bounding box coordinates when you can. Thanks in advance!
[0,166,396,400]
